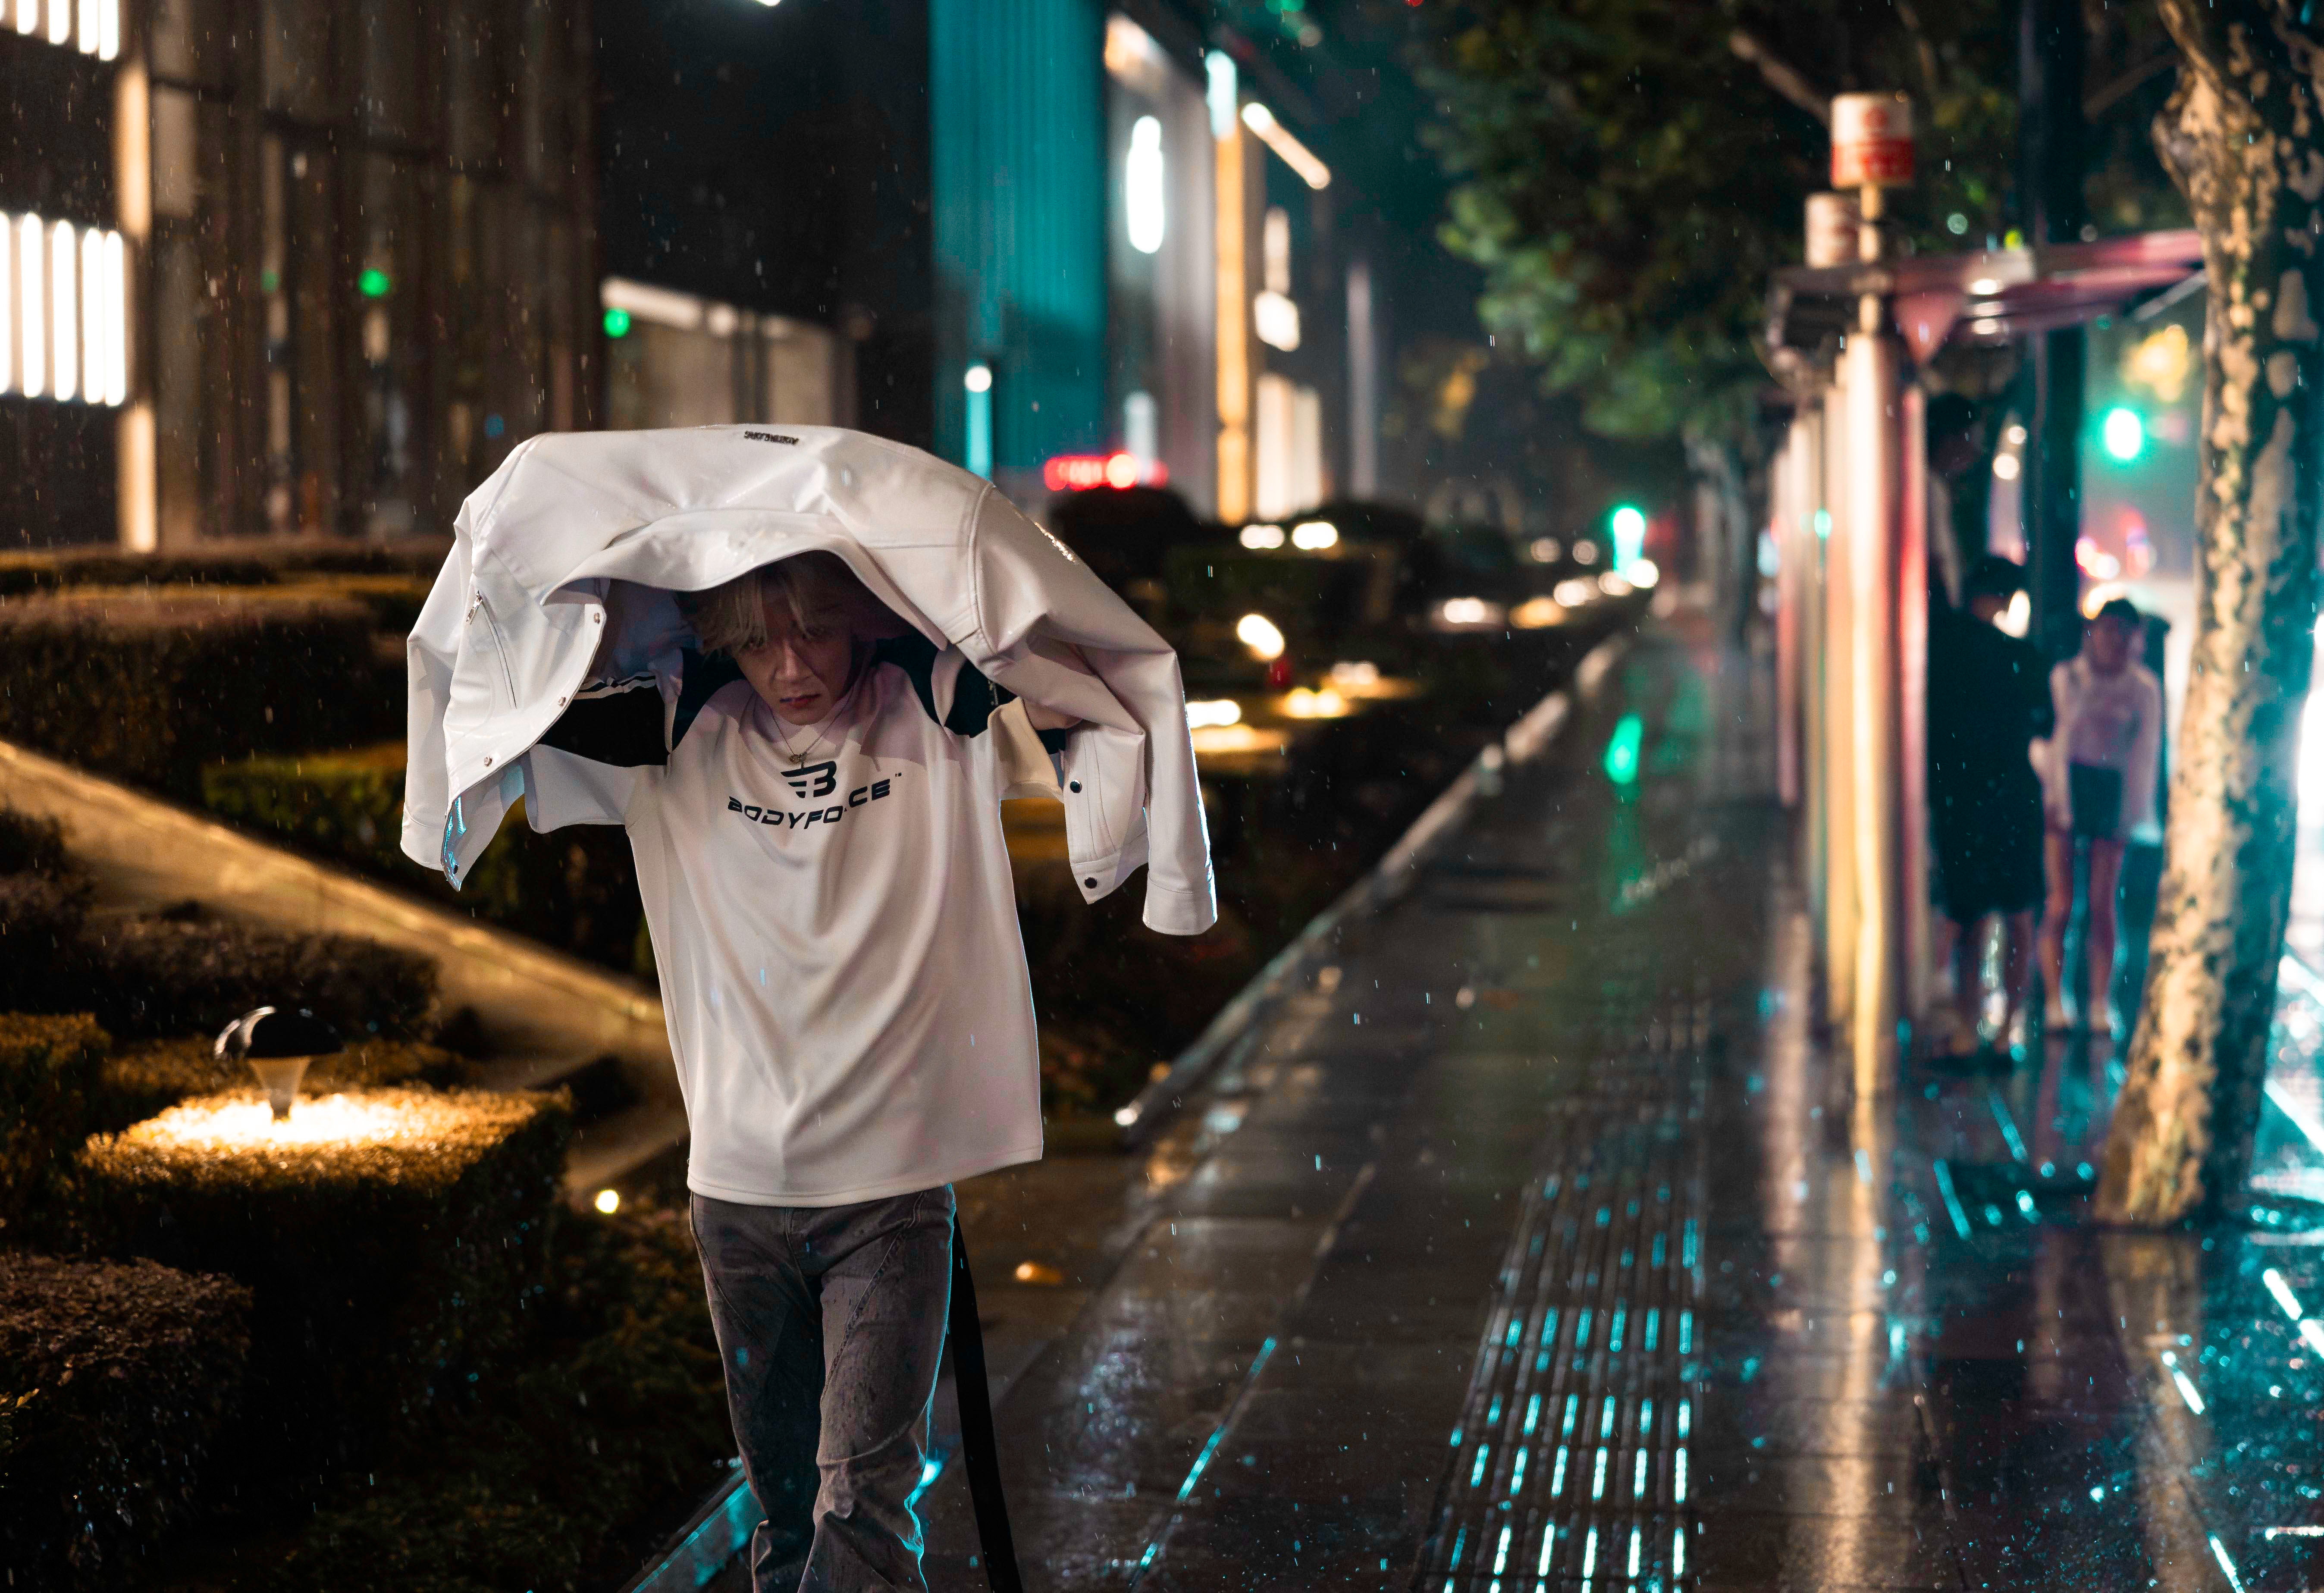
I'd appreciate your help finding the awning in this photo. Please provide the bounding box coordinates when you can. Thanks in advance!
[1768,229,2205,364]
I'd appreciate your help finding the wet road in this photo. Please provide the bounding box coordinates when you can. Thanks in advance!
[911,620,2324,1591]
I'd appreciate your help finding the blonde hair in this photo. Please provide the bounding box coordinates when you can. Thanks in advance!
[681,552,881,658]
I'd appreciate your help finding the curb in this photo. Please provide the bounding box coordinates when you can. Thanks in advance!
[1112,627,1633,1148]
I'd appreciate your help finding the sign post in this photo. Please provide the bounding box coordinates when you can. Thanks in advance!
[1826,92,1919,1099]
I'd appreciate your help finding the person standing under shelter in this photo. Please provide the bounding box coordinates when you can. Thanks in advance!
[1926,555,2052,1057]
[2038,596,2164,1036]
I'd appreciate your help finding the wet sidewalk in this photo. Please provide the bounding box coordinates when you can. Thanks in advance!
[916,620,2324,1592]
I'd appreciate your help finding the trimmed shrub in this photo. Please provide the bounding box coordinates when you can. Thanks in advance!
[241,1207,729,1593]
[0,588,395,796]
[204,747,651,976]
[78,1087,571,1477]
[0,536,450,597]
[0,804,69,875]
[0,1253,253,1590]
[0,1014,107,1238]
[93,1036,480,1134]
[0,872,91,1013]
[76,907,439,1041]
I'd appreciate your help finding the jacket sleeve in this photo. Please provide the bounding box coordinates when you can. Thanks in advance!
[400,528,474,870]
[963,487,1216,935]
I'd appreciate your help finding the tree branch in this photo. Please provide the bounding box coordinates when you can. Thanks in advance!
[2086,51,2179,119]
[1728,31,1831,126]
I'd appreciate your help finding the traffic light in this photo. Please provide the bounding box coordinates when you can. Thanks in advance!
[2101,406,2144,463]
[1609,504,1647,570]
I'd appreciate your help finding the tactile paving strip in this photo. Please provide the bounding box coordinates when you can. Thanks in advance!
[1420,1000,1712,1592]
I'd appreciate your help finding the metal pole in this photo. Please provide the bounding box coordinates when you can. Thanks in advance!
[1845,304,1903,1091]
[2020,0,2086,657]
[1822,364,1857,1032]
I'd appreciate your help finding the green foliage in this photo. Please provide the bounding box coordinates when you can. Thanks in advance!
[202,746,651,976]
[1419,0,2183,446]
[0,1253,254,1590]
[78,907,441,1042]
[0,1014,108,1238]
[195,1209,731,1593]
[78,1088,571,1480]
[0,589,398,797]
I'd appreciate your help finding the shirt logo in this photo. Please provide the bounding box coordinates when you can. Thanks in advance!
[784,760,838,799]
[743,430,800,445]
[729,776,896,831]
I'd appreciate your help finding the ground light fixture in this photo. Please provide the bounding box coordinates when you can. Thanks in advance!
[215,1006,343,1121]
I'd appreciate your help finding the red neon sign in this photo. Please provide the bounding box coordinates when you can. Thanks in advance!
[1043,453,1169,492]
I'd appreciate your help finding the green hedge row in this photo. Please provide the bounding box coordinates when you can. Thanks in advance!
[0,536,449,598]
[79,1086,571,1479]
[0,1252,254,1589]
[0,589,402,797]
[204,746,653,978]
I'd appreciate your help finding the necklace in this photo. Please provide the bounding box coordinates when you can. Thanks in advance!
[773,715,833,766]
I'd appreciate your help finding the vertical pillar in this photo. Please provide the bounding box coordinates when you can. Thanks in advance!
[1209,53,1250,525]
[1822,368,1857,1030]
[1802,406,1830,943]
[114,23,156,550]
[2020,0,2086,657]
[1845,308,1903,1091]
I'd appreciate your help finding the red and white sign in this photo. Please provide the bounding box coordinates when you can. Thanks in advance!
[1831,93,1914,188]
[1042,452,1170,492]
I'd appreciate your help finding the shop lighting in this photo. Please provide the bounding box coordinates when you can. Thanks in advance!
[1328,660,1379,690]
[13,0,117,57]
[1599,573,1634,597]
[1554,578,1597,608]
[2,211,130,405]
[1970,277,2003,295]
[1042,452,1164,492]
[1529,537,1562,564]
[1238,102,1330,190]
[49,220,75,401]
[1281,686,1349,718]
[1289,520,1337,550]
[1254,289,1301,351]
[17,215,42,397]
[1511,597,1566,630]
[1571,542,1599,565]
[1185,699,1242,729]
[1235,613,1286,661]
[1126,116,1166,255]
[1628,558,1661,588]
[1437,596,1504,628]
[1239,524,1285,550]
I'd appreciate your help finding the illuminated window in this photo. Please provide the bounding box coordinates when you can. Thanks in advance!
[20,215,46,397]
[0,213,127,406]
[50,221,78,401]
[1125,116,1165,254]
[0,213,10,394]
[9,0,112,55]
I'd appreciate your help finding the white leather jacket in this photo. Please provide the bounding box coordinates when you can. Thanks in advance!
[400,425,1217,936]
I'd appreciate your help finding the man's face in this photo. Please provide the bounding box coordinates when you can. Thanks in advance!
[735,590,855,724]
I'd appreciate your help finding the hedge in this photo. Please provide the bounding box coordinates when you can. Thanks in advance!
[204,746,652,977]
[78,1087,571,1478]
[0,536,450,598]
[0,1014,107,1238]
[0,1252,253,1589]
[0,588,400,796]
[77,906,439,1042]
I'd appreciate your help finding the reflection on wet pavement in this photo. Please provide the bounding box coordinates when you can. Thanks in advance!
[916,624,2324,1590]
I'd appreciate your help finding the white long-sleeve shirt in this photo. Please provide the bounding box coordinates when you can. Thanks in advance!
[2042,657,2164,837]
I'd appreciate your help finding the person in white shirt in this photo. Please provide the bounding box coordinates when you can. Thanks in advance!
[534,550,1076,1592]
[2036,598,2163,1036]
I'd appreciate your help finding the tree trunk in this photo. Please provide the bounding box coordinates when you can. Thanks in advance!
[2097,0,2324,1225]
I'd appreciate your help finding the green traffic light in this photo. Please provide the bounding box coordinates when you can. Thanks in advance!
[603,307,633,339]
[1603,712,1643,787]
[2102,407,2144,462]
[357,268,392,299]
[1609,504,1647,569]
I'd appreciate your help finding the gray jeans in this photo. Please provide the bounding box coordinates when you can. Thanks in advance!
[691,1185,955,1593]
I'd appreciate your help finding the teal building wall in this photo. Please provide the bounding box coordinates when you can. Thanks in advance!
[931,0,1110,478]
